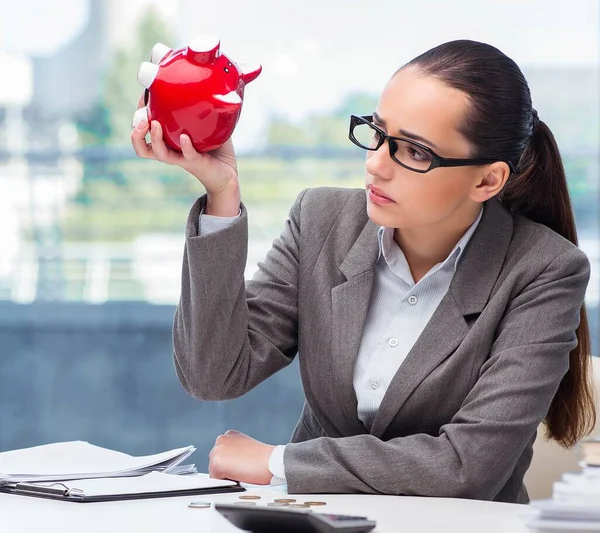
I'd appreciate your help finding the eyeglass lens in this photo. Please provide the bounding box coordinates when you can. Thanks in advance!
[352,121,433,171]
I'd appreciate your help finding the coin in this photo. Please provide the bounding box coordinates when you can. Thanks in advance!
[267,502,289,507]
[188,501,211,509]
[239,495,261,500]
[288,503,311,508]
[234,501,257,505]
[305,501,327,506]
[274,499,296,503]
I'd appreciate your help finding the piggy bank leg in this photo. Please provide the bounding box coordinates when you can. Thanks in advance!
[131,106,149,129]
[138,62,160,89]
[150,43,172,64]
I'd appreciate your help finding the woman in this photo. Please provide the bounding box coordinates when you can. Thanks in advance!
[131,39,595,503]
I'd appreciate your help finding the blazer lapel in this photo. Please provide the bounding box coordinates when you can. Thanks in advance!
[370,198,514,439]
[331,217,380,435]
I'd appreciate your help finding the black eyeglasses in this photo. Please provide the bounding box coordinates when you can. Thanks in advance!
[349,115,517,174]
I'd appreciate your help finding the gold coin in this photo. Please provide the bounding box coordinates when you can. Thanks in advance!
[188,501,211,509]
[239,495,261,500]
[234,501,257,505]
[274,499,296,503]
[267,502,289,507]
[305,501,327,506]
[288,503,311,508]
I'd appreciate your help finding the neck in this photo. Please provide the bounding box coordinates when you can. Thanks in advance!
[393,203,482,283]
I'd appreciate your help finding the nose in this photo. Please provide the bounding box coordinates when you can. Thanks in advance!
[365,141,394,179]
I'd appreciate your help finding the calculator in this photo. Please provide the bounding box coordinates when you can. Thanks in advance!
[214,503,377,533]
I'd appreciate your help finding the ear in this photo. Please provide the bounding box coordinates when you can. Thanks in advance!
[470,162,511,202]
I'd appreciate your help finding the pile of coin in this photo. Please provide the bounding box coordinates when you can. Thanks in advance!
[244,496,327,508]
[188,495,328,510]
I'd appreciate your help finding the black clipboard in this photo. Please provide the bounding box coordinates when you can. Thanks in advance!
[0,480,246,503]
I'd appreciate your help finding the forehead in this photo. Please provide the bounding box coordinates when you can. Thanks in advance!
[377,68,471,148]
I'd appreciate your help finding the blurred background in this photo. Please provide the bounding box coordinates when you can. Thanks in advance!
[0,0,598,469]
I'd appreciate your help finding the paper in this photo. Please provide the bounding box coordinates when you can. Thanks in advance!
[531,500,600,521]
[47,472,237,498]
[0,441,195,483]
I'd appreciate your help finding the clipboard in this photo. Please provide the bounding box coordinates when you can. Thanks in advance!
[0,476,246,503]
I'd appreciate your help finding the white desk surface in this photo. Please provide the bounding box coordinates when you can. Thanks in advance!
[0,485,536,533]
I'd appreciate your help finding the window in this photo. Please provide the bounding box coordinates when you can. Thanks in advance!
[0,0,597,465]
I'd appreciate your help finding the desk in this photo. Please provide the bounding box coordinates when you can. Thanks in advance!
[0,486,534,532]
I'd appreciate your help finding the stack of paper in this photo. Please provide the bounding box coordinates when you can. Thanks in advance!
[0,441,245,502]
[0,441,196,483]
[580,437,600,466]
[525,464,600,532]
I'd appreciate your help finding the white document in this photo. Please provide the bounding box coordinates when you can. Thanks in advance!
[530,499,600,521]
[0,441,196,483]
[48,472,237,498]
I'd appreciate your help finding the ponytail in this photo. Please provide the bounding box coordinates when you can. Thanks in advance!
[501,116,595,448]
[407,39,596,448]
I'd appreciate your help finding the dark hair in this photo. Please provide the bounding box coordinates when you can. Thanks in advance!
[402,39,594,448]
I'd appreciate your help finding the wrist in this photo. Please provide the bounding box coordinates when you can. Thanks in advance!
[205,182,240,217]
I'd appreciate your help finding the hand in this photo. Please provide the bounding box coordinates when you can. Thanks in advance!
[208,430,275,485]
[130,93,240,216]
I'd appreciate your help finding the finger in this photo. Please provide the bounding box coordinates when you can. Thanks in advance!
[209,456,225,479]
[208,456,215,477]
[224,429,242,437]
[180,134,201,162]
[130,120,154,159]
[150,121,185,165]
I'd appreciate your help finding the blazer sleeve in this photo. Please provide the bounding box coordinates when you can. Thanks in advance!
[173,189,307,401]
[283,246,591,499]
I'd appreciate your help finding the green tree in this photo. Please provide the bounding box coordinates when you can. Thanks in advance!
[267,117,312,147]
[75,6,173,147]
[332,92,379,120]
[266,92,378,150]
[102,6,174,146]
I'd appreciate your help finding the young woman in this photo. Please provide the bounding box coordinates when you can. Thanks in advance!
[131,39,595,503]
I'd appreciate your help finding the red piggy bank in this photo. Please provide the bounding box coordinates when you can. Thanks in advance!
[132,35,261,152]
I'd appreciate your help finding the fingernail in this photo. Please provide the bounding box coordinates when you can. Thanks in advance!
[151,121,157,133]
[136,119,147,131]
[180,134,188,144]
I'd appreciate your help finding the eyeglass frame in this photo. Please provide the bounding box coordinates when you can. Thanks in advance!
[349,114,517,174]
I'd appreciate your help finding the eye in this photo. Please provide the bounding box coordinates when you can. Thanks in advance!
[223,67,229,73]
[406,145,431,162]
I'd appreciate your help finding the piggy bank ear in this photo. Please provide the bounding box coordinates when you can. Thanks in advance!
[238,63,262,85]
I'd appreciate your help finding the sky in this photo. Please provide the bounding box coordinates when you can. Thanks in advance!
[0,0,598,148]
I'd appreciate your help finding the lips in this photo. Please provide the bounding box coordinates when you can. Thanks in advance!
[367,185,393,202]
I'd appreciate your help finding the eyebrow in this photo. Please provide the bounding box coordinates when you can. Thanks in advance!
[372,111,439,150]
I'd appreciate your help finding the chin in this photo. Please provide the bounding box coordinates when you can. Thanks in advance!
[366,203,395,227]
[367,202,419,230]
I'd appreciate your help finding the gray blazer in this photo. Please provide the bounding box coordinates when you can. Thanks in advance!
[173,187,590,504]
